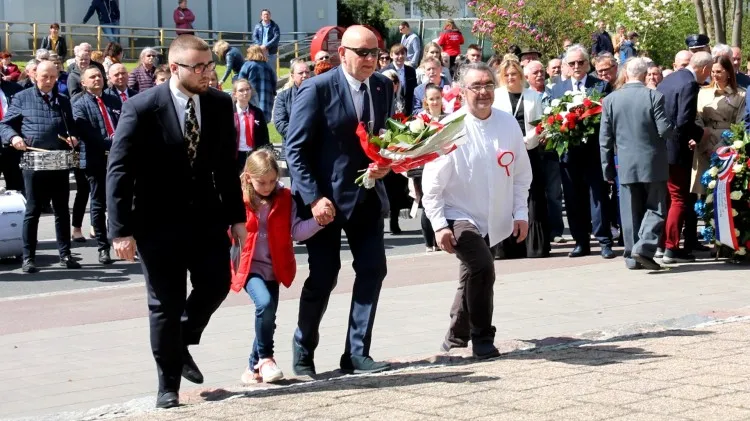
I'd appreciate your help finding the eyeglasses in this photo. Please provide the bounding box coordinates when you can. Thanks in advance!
[175,61,216,74]
[379,56,391,61]
[567,60,587,67]
[317,55,330,61]
[343,46,380,58]
[466,83,495,93]
[596,65,614,75]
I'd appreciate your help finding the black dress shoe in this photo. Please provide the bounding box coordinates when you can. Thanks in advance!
[98,249,113,265]
[292,339,316,376]
[156,391,179,409]
[71,235,86,243]
[22,258,38,273]
[472,341,500,360]
[601,245,615,259]
[340,355,391,374]
[568,245,591,258]
[632,253,663,271]
[60,255,81,269]
[181,349,204,384]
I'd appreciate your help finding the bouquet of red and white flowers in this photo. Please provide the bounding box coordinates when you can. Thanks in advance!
[534,90,604,157]
[356,111,467,188]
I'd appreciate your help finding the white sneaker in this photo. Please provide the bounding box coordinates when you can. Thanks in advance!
[240,366,262,385]
[655,248,665,259]
[254,358,284,383]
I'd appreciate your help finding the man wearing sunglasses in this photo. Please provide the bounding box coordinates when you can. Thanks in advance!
[107,35,246,409]
[286,25,394,377]
[550,43,615,260]
[314,50,331,63]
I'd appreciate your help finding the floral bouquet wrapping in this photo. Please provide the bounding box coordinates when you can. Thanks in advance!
[696,124,750,260]
[534,90,603,157]
[355,111,467,188]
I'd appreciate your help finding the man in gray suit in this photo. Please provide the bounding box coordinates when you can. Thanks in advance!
[600,58,673,270]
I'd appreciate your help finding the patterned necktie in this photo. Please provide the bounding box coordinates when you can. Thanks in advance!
[359,83,370,124]
[185,97,200,165]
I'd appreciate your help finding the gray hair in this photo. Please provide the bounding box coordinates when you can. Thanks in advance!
[26,59,39,69]
[625,57,649,79]
[35,49,50,61]
[74,43,92,56]
[711,43,732,59]
[458,62,497,87]
[140,47,159,62]
[523,60,543,76]
[690,51,713,68]
[564,43,590,63]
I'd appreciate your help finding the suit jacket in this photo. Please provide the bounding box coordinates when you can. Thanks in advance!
[600,82,673,184]
[106,82,245,242]
[234,102,270,151]
[285,66,394,220]
[736,72,750,90]
[592,30,615,55]
[550,75,611,161]
[105,86,137,104]
[492,87,544,150]
[656,68,703,168]
[272,84,297,143]
[381,63,417,116]
[72,91,121,171]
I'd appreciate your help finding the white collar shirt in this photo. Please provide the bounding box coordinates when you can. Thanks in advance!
[169,76,201,134]
[571,74,587,92]
[342,68,373,124]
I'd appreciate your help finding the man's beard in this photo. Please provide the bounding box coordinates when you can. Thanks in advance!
[182,78,209,95]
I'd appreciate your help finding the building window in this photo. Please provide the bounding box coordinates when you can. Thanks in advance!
[405,0,422,18]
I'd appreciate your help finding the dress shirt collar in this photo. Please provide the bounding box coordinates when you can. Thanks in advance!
[235,102,250,113]
[169,76,198,104]
[570,74,587,89]
[686,67,698,82]
[342,67,370,92]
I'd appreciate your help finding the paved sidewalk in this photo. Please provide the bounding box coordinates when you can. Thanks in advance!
[114,318,750,420]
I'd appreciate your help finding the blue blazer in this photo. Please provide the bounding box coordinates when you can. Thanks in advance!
[550,75,610,161]
[285,66,394,220]
[657,68,703,168]
[72,92,121,171]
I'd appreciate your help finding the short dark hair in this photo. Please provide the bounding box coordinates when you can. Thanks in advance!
[400,21,410,28]
[467,44,482,52]
[50,23,60,30]
[261,8,270,14]
[168,34,209,61]
[390,43,406,55]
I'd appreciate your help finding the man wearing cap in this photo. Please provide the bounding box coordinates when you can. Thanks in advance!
[686,34,710,53]
[519,48,540,67]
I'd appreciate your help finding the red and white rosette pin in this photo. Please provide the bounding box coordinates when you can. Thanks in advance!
[497,149,515,176]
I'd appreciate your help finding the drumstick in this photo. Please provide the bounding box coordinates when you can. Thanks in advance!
[26,147,50,152]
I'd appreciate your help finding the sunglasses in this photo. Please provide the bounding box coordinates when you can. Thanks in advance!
[567,60,586,67]
[343,46,380,58]
[317,55,330,61]
[379,56,390,61]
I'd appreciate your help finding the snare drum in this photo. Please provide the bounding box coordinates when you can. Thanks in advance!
[0,190,25,258]
[20,151,79,171]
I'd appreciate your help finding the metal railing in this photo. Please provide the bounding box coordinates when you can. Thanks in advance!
[0,21,314,74]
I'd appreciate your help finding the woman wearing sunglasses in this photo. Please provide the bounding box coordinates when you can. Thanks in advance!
[376,53,391,71]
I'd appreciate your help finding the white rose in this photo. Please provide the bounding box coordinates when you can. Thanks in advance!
[407,118,425,133]
[733,163,745,174]
[708,180,717,189]
[543,106,552,114]
[709,167,719,177]
[732,209,739,217]
[571,94,585,106]
[564,90,574,96]
[730,191,743,200]
[706,194,714,204]
[733,140,744,150]
[738,247,747,256]
[551,99,561,107]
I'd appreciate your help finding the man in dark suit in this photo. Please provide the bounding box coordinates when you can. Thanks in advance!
[104,63,137,104]
[551,44,615,259]
[592,21,615,56]
[73,66,121,264]
[106,35,246,409]
[600,58,673,270]
[0,79,24,193]
[656,51,712,264]
[380,43,417,116]
[286,25,394,376]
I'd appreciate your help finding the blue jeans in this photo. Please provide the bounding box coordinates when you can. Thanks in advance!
[244,274,279,370]
[101,21,120,43]
[267,54,277,72]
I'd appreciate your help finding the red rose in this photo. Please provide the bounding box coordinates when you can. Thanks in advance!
[392,113,408,123]
[568,120,577,129]
[535,124,543,135]
[583,98,592,107]
[567,114,578,124]
[547,116,556,125]
[555,114,563,122]
[746,240,750,249]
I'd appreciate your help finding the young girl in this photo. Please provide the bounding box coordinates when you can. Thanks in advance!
[231,149,329,384]
[232,79,269,174]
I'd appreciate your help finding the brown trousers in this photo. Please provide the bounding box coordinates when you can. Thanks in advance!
[444,220,497,346]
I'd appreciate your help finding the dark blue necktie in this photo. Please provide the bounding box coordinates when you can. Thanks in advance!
[360,82,370,124]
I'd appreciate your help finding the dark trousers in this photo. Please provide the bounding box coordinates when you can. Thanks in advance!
[0,151,23,194]
[22,170,71,259]
[72,168,90,228]
[86,168,109,251]
[444,220,496,347]
[560,156,613,247]
[237,150,250,175]
[542,151,564,238]
[294,190,387,360]
[138,232,231,392]
[412,175,435,248]
[665,165,690,250]
[620,182,667,267]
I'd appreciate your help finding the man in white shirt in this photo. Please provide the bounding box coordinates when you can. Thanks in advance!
[422,62,532,359]
[399,21,422,67]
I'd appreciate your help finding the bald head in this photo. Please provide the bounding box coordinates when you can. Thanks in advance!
[689,51,713,82]
[674,50,693,70]
[341,25,378,48]
[338,25,379,82]
[37,60,58,74]
[108,63,128,90]
[35,60,59,93]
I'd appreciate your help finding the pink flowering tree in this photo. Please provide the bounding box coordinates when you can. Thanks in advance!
[469,0,593,58]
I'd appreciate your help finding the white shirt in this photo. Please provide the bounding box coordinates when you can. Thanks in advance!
[169,76,201,134]
[236,103,255,152]
[421,109,533,246]
[341,68,373,124]
[571,74,588,92]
